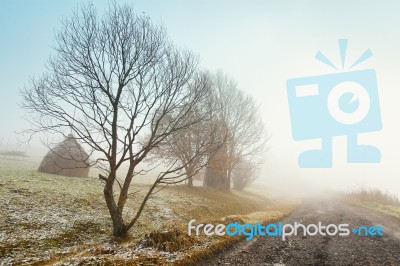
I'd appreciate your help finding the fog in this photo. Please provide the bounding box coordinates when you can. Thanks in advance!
[1,0,400,197]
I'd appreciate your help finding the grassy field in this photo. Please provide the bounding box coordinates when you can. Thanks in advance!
[341,188,400,221]
[0,158,297,265]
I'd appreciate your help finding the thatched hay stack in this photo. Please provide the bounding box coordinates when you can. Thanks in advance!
[38,134,90,177]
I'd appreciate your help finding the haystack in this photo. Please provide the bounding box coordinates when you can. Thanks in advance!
[38,134,90,177]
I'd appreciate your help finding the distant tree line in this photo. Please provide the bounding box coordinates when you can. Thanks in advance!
[152,71,267,190]
[0,150,28,158]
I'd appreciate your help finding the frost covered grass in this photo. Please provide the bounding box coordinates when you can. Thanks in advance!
[0,158,296,265]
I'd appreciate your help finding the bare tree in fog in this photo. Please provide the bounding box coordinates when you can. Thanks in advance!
[232,160,259,191]
[150,73,226,187]
[21,3,211,237]
[204,72,267,190]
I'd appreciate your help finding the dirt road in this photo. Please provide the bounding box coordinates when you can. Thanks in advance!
[201,197,400,265]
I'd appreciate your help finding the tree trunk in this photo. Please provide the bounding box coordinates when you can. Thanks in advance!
[186,164,194,187]
[187,176,193,187]
[112,214,127,236]
[226,168,232,189]
[103,174,128,237]
[204,144,229,190]
[204,167,227,190]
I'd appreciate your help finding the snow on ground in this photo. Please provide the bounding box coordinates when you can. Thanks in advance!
[0,158,290,265]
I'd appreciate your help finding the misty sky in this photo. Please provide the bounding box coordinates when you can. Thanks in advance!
[1,0,400,196]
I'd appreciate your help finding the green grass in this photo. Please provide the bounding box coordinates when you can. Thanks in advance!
[341,188,400,221]
[350,201,400,221]
[367,202,400,219]
[0,158,297,265]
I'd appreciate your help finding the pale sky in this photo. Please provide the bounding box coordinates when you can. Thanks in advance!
[1,0,400,196]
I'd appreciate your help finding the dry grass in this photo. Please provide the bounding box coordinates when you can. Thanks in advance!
[343,187,400,206]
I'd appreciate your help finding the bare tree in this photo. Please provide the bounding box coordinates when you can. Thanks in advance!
[232,160,259,191]
[204,72,267,190]
[21,3,211,237]
[150,73,225,187]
